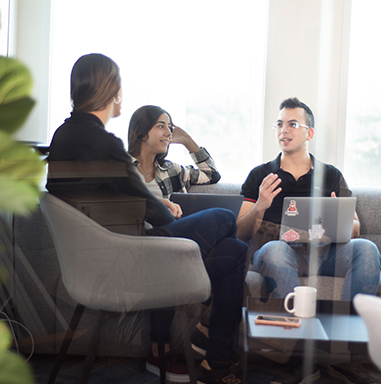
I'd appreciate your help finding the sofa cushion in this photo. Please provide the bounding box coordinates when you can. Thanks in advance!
[353,188,381,252]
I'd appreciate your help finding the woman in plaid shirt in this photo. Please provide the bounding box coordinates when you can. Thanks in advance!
[128,105,221,218]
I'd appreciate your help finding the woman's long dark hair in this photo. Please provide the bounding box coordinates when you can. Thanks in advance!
[128,105,173,162]
[70,53,121,113]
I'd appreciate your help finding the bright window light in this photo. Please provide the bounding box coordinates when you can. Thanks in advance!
[344,0,381,188]
[0,0,10,56]
[49,0,268,183]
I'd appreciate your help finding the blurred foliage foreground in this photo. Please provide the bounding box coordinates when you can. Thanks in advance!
[0,54,46,383]
[0,55,45,215]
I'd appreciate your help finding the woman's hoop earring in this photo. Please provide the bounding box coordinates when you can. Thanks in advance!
[114,96,121,104]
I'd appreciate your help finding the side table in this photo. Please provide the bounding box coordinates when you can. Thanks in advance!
[242,297,368,383]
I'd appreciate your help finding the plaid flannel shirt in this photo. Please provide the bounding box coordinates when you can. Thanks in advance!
[132,147,221,198]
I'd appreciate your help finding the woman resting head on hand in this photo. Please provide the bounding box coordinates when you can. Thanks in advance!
[127,105,221,218]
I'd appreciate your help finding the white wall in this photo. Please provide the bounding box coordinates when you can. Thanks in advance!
[11,0,52,144]
[262,0,352,169]
[0,0,12,55]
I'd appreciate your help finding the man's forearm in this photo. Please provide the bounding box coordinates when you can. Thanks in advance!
[237,205,266,242]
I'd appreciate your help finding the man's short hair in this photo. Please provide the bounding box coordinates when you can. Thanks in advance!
[279,97,315,128]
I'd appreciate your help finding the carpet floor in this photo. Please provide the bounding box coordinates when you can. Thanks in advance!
[29,353,381,384]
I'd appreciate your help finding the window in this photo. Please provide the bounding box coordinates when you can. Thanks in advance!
[49,0,268,183]
[344,0,381,187]
[0,0,10,56]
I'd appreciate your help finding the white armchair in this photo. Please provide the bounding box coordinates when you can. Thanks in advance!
[40,192,211,383]
[354,293,381,371]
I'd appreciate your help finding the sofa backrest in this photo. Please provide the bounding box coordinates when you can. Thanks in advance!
[352,188,381,252]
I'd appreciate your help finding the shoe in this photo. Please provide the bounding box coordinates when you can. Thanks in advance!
[191,326,241,368]
[327,361,377,384]
[192,326,209,356]
[146,351,189,383]
[271,357,320,384]
[197,359,242,384]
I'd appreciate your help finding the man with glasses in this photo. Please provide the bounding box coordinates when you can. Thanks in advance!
[237,97,380,384]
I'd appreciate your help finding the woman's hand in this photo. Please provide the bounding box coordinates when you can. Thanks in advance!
[171,125,201,153]
[160,198,183,219]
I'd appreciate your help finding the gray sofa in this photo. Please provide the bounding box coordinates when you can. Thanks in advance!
[190,184,381,300]
[2,184,380,358]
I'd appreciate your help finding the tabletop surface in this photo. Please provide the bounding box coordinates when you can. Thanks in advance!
[245,297,368,343]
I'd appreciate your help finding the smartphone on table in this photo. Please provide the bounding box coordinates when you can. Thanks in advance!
[255,314,301,328]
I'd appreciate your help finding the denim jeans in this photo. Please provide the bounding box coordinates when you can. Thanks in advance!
[253,239,380,300]
[151,208,248,363]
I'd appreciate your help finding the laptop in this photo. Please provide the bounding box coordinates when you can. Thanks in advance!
[170,192,243,218]
[279,197,356,244]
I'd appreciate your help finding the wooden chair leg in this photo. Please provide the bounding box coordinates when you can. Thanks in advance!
[48,304,85,384]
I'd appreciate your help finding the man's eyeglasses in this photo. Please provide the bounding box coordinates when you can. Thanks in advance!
[272,121,310,131]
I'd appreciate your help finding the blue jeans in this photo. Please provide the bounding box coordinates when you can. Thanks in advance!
[253,239,380,300]
[156,208,248,363]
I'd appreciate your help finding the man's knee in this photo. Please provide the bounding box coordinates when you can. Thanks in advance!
[352,238,381,267]
[253,240,292,265]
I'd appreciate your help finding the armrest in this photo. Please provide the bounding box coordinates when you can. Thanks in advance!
[69,233,212,312]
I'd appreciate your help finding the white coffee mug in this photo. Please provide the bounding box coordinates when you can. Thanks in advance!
[284,286,317,318]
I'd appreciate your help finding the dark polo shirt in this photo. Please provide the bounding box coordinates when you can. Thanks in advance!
[241,153,352,225]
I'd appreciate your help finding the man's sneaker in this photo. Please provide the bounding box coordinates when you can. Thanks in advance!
[327,361,377,384]
[192,326,208,356]
[271,357,320,384]
[146,351,189,383]
[197,359,242,384]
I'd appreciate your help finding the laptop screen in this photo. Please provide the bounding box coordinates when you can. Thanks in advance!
[170,193,243,218]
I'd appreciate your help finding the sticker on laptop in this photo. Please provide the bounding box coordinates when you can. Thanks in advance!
[281,229,300,242]
[285,200,299,216]
[308,224,325,240]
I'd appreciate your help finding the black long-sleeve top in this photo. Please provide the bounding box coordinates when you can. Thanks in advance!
[46,112,175,227]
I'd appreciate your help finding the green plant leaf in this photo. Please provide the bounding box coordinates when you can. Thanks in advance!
[0,48,38,384]
[0,131,45,184]
[0,56,33,104]
[0,318,34,384]
[0,350,34,384]
[0,178,41,215]
[0,98,35,134]
[0,323,11,351]
[0,132,45,215]
[0,56,35,133]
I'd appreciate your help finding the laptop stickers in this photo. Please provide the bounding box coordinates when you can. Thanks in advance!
[280,197,356,244]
